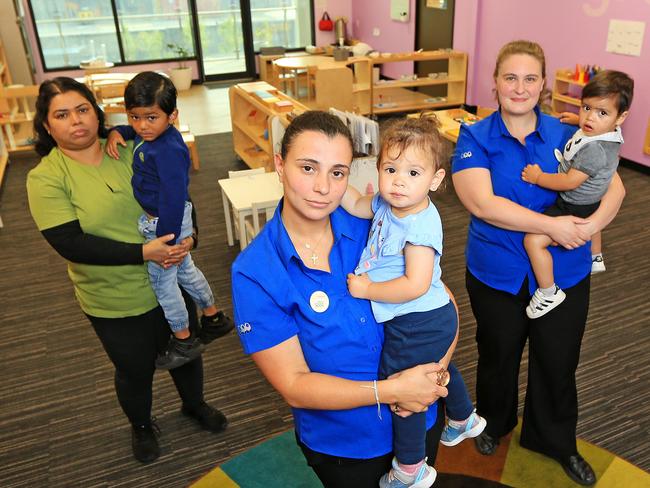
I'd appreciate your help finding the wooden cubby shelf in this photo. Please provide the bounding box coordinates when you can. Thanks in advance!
[229,82,308,171]
[551,69,586,115]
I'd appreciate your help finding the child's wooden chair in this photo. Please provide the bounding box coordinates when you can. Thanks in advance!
[0,84,40,152]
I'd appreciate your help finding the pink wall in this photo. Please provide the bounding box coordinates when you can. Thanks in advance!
[314,0,354,47]
[454,0,650,166]
[352,0,417,79]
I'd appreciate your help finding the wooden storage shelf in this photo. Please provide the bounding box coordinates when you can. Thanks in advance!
[361,50,468,115]
[644,118,650,156]
[372,87,463,115]
[374,77,463,90]
[231,119,272,154]
[552,69,585,115]
[0,39,12,87]
[229,81,308,170]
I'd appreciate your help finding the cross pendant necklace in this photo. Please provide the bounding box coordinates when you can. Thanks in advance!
[302,222,330,266]
[305,243,319,264]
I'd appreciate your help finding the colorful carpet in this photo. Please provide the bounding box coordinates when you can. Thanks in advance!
[191,420,649,487]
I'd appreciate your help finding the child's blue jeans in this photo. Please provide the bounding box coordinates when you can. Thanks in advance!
[379,301,473,465]
[138,201,214,332]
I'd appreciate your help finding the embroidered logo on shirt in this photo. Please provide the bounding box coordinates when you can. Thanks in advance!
[460,151,472,159]
[139,151,144,162]
[238,322,252,334]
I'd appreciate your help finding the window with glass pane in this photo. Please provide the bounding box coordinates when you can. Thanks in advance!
[250,0,312,51]
[196,1,247,76]
[115,0,195,62]
[30,0,120,70]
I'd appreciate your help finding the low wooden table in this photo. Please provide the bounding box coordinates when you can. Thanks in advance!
[218,171,283,249]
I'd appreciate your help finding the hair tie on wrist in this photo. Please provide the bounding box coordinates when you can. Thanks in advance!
[361,380,382,420]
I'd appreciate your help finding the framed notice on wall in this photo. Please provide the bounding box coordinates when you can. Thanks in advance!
[426,0,448,9]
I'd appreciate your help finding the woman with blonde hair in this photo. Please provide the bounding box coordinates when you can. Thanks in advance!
[451,41,625,486]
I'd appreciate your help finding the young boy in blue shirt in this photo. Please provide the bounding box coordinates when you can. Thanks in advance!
[106,71,233,368]
[522,70,633,318]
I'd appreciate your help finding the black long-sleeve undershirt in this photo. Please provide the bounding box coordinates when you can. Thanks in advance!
[40,200,198,266]
[41,220,144,265]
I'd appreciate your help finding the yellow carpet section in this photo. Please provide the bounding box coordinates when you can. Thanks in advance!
[190,468,238,488]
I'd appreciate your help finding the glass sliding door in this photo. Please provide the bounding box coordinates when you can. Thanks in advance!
[195,0,253,80]
[194,0,314,81]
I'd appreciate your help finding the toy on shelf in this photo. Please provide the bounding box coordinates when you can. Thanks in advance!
[572,64,601,84]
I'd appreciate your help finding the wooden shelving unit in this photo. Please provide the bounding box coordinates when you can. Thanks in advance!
[644,118,650,156]
[551,69,586,115]
[229,81,308,171]
[0,39,12,88]
[360,50,468,115]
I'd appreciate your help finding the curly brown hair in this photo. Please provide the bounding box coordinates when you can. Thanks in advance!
[378,113,451,189]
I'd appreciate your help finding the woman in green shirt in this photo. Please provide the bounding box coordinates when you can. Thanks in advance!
[26,77,228,463]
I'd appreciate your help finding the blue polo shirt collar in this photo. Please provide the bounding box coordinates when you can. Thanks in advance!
[492,105,548,142]
[272,198,360,270]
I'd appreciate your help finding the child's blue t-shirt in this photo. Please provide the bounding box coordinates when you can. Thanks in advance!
[355,194,450,323]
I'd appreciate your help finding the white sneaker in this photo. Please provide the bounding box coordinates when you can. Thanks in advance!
[440,410,487,447]
[379,457,437,488]
[526,286,566,319]
[591,255,606,274]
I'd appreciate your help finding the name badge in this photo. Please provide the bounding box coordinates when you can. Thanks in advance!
[310,291,329,313]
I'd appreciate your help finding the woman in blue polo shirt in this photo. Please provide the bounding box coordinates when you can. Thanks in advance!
[232,111,454,488]
[451,41,625,486]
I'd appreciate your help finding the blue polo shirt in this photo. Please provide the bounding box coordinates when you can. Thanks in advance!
[451,107,591,295]
[231,200,437,458]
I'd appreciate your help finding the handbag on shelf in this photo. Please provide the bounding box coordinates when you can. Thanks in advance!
[318,12,334,31]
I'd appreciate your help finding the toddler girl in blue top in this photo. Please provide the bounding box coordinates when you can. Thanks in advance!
[342,116,486,488]
[106,72,232,370]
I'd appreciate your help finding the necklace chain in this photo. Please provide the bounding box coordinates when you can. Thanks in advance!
[301,222,330,265]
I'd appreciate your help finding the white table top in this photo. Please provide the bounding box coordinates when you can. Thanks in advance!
[218,171,283,211]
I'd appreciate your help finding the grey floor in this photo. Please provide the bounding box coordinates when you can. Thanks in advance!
[0,133,648,487]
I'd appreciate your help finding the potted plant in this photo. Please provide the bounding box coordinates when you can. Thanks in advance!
[167,43,193,91]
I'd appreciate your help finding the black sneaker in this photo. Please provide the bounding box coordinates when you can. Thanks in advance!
[155,335,204,370]
[199,311,234,344]
[181,401,228,433]
[131,418,160,463]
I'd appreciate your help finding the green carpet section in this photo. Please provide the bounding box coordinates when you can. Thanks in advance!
[195,427,650,487]
[220,431,320,488]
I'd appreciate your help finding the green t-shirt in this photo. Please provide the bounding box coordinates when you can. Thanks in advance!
[26,141,158,318]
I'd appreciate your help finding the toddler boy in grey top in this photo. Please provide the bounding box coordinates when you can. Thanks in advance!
[519,69,633,319]
[559,127,623,207]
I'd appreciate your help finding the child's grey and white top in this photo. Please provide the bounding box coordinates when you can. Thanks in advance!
[559,127,623,206]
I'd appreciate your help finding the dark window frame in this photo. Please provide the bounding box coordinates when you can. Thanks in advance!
[27,0,315,74]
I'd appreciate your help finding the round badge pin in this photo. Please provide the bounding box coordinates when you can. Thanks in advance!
[309,291,329,313]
